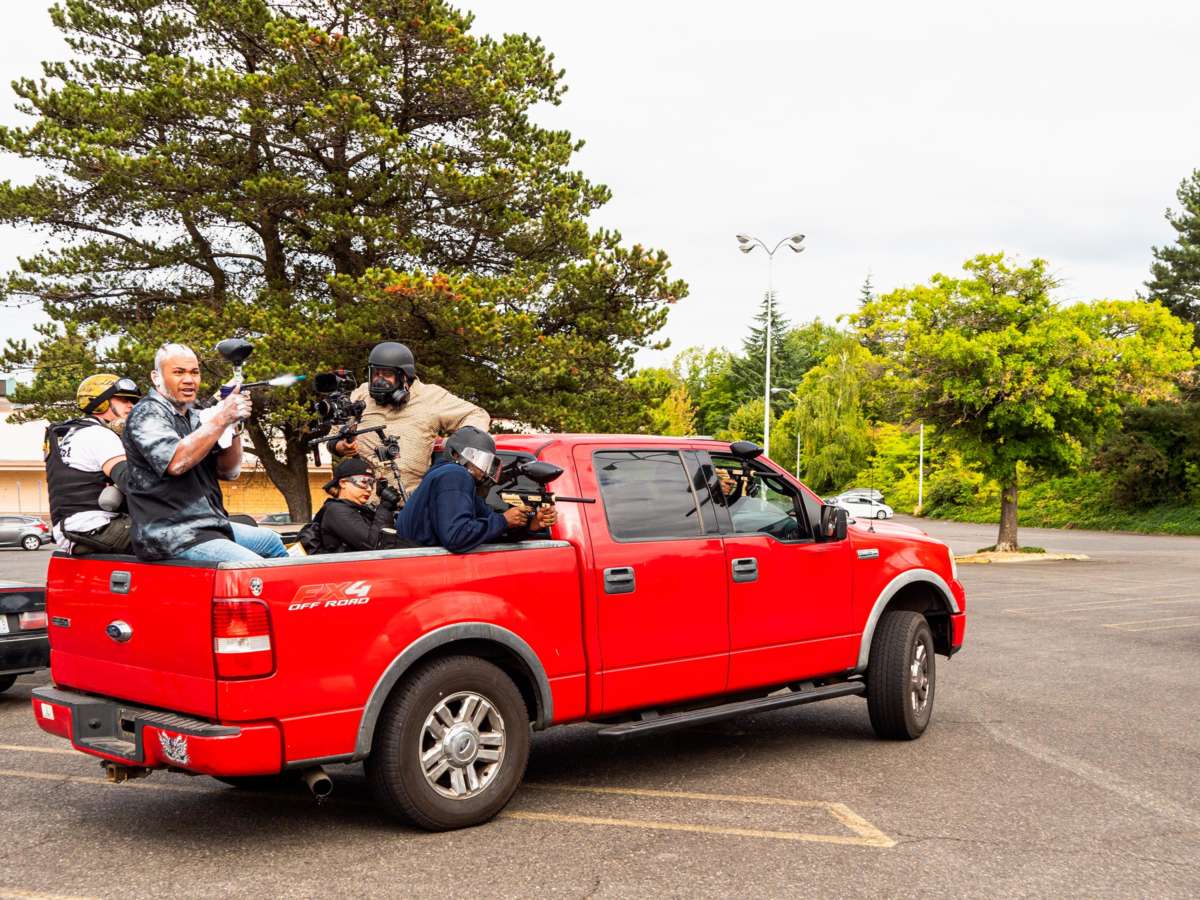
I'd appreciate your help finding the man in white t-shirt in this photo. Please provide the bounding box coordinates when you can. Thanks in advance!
[44,374,142,554]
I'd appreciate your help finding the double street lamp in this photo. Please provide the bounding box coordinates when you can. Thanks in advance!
[736,232,806,458]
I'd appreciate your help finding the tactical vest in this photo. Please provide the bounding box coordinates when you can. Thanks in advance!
[45,418,111,527]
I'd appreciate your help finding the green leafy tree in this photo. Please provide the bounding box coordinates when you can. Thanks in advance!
[671,346,737,436]
[854,253,1195,550]
[1147,169,1200,345]
[0,0,684,518]
[775,344,872,493]
[718,397,766,445]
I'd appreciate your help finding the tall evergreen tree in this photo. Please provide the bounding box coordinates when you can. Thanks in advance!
[1147,169,1200,345]
[0,0,684,518]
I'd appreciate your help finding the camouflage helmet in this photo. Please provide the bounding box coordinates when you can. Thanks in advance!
[76,374,141,415]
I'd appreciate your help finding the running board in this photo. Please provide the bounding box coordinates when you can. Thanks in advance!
[596,681,866,739]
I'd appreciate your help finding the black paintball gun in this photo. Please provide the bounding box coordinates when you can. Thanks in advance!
[497,460,595,523]
[213,338,305,399]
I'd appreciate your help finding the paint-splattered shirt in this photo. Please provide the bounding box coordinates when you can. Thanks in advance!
[121,389,232,560]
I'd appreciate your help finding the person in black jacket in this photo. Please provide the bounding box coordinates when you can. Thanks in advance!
[317,458,414,553]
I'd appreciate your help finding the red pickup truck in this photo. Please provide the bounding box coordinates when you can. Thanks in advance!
[32,434,966,831]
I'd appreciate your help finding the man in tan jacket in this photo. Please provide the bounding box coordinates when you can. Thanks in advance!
[330,341,489,497]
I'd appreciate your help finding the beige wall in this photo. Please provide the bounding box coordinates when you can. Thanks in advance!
[0,467,329,521]
[0,471,50,517]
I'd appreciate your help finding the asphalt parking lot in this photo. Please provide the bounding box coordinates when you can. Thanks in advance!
[1,519,1197,898]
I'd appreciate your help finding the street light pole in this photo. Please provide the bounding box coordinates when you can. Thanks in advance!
[737,232,805,459]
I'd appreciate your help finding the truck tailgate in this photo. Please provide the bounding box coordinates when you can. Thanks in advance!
[47,557,217,718]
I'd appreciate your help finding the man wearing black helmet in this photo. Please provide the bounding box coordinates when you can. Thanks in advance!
[395,426,557,553]
[330,341,489,497]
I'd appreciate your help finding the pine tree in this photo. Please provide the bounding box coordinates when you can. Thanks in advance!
[1146,169,1200,345]
[729,292,791,413]
[858,274,875,306]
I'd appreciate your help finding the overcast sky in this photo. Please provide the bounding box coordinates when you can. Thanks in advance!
[3,0,1198,369]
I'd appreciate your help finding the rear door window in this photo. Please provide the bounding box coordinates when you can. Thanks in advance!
[594,450,706,541]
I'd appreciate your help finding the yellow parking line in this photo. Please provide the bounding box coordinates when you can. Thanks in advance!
[523,783,895,847]
[1102,615,1199,629]
[527,782,830,808]
[0,889,98,900]
[0,744,78,756]
[0,768,894,848]
[501,810,894,847]
[0,769,207,794]
[1005,598,1137,614]
[1104,621,1200,633]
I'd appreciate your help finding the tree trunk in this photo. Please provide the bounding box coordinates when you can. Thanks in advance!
[246,421,314,523]
[995,478,1019,552]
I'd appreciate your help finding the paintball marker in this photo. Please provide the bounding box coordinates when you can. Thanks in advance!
[213,338,304,399]
[497,460,595,523]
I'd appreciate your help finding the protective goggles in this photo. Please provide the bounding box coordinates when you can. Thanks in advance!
[341,475,377,490]
[458,446,502,483]
[85,378,141,414]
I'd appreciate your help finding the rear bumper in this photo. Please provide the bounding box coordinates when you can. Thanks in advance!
[0,632,49,675]
[31,685,282,776]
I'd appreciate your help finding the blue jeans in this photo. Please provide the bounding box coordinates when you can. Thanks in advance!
[178,521,288,563]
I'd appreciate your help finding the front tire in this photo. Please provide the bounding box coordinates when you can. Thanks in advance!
[366,655,531,831]
[866,610,935,739]
[21,535,40,551]
[0,674,18,693]
[876,510,887,520]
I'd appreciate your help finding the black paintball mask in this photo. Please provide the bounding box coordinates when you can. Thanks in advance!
[368,365,410,407]
[366,341,417,407]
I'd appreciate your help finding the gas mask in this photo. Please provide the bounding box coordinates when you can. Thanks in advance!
[368,367,410,407]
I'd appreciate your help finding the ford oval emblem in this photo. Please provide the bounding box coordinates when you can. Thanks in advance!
[249,577,264,597]
[105,620,133,643]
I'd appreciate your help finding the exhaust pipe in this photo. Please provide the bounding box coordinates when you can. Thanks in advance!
[302,766,333,802]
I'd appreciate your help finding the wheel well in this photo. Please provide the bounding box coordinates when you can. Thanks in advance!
[881,582,953,656]
[409,639,542,724]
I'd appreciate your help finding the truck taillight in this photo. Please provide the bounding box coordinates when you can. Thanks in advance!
[212,599,274,678]
[18,611,48,630]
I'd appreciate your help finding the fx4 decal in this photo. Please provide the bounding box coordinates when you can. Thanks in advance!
[288,580,372,611]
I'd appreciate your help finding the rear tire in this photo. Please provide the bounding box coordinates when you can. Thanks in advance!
[366,655,530,831]
[866,610,935,739]
[0,674,18,693]
[21,535,40,551]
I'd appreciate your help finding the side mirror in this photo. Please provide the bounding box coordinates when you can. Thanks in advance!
[819,504,848,541]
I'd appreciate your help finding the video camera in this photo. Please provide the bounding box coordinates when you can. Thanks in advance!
[310,369,365,430]
[305,369,407,504]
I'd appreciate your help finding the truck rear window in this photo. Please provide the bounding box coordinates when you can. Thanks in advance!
[594,450,704,541]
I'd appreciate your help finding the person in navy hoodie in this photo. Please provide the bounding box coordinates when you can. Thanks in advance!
[395,426,556,552]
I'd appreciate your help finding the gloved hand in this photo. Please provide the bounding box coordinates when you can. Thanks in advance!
[377,482,401,508]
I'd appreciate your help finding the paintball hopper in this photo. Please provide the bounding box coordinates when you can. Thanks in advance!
[511,460,563,486]
[216,338,254,368]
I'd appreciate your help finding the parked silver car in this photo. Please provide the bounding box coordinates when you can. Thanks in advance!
[0,516,52,551]
[834,496,895,520]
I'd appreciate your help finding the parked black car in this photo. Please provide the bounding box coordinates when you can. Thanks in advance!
[0,583,49,692]
[0,515,53,551]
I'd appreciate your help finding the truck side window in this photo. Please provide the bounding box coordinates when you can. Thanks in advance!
[709,455,812,542]
[594,450,705,541]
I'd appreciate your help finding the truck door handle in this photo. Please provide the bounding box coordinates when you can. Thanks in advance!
[603,567,636,595]
[731,557,758,583]
[109,571,131,594]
